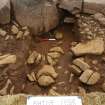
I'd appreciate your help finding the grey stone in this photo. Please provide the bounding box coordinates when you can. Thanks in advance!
[0,0,10,24]
[12,0,59,35]
[84,0,105,14]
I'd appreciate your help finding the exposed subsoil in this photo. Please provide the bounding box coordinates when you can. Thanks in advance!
[0,22,105,96]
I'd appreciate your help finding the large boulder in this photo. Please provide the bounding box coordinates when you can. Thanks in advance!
[0,0,10,24]
[12,0,59,35]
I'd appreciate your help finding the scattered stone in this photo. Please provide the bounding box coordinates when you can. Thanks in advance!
[73,58,90,71]
[0,0,10,24]
[71,38,104,56]
[38,75,55,87]
[49,47,64,54]
[0,54,16,65]
[79,69,100,85]
[48,89,60,96]
[87,72,100,85]
[5,35,10,40]
[48,52,61,59]
[92,60,98,65]
[9,86,15,95]
[55,32,63,40]
[0,29,7,36]
[79,69,93,84]
[69,73,74,83]
[0,79,12,95]
[37,65,58,87]
[16,31,23,39]
[69,64,82,75]
[27,51,42,65]
[11,25,19,34]
[36,65,58,79]
[47,55,57,66]
[23,30,30,37]
[27,72,36,82]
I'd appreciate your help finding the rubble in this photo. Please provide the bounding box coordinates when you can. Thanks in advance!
[36,65,58,79]
[37,65,58,87]
[0,0,10,24]
[55,32,63,40]
[0,54,17,65]
[69,64,82,75]
[0,29,7,36]
[73,58,90,71]
[16,31,23,39]
[48,89,60,96]
[0,79,12,95]
[27,72,36,82]
[11,25,19,35]
[79,69,100,85]
[71,38,104,56]
[27,51,42,65]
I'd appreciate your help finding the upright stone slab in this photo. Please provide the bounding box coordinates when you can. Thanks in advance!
[0,0,10,24]
[12,0,59,35]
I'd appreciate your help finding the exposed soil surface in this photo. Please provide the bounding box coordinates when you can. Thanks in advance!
[0,22,105,96]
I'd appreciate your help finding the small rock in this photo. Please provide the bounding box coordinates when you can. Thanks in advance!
[55,32,63,40]
[27,51,38,64]
[69,73,74,83]
[92,60,98,65]
[11,25,19,34]
[24,30,30,37]
[0,29,7,36]
[73,58,90,71]
[48,52,61,59]
[0,54,16,65]
[79,69,93,84]
[36,65,58,79]
[38,75,55,87]
[5,35,10,40]
[27,72,36,82]
[16,31,23,39]
[69,65,82,75]
[79,69,100,85]
[49,47,64,54]
[48,89,60,96]
[71,38,104,56]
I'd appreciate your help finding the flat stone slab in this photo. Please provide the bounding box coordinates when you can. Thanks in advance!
[71,38,104,56]
[0,0,10,24]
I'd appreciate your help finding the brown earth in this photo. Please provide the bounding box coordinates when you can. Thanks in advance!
[0,22,105,96]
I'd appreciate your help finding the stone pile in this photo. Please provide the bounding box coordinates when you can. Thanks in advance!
[69,58,100,85]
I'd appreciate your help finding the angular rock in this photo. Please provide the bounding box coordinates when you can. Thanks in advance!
[38,75,55,86]
[0,54,16,65]
[48,52,61,59]
[27,72,36,82]
[79,69,93,84]
[87,72,100,85]
[0,0,10,24]
[48,89,60,96]
[69,64,82,75]
[84,0,105,14]
[49,47,64,54]
[79,69,100,85]
[55,32,63,40]
[73,58,90,71]
[71,38,104,56]
[0,29,7,36]
[37,65,58,79]
[59,0,82,13]
[11,25,19,35]
[12,0,59,35]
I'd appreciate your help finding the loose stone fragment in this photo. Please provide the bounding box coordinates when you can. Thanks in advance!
[79,69,100,85]
[48,89,60,96]
[38,75,55,87]
[0,54,16,65]
[27,72,36,82]
[49,47,64,54]
[48,52,61,59]
[37,65,58,79]
[0,29,7,36]
[73,58,90,71]
[11,25,19,34]
[69,64,82,75]
[16,31,23,39]
[55,32,63,40]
